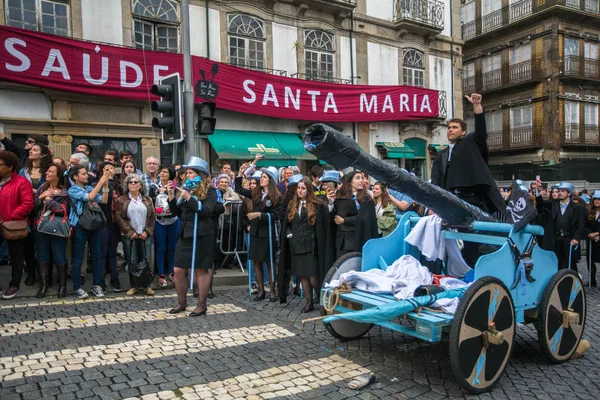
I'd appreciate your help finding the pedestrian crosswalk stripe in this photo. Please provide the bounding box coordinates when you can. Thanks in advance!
[0,292,180,310]
[0,323,295,381]
[0,303,246,337]
[136,355,371,399]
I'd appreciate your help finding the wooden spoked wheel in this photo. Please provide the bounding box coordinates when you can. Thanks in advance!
[320,252,373,342]
[537,269,586,363]
[449,277,515,394]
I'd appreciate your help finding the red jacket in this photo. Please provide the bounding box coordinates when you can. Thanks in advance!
[0,172,34,223]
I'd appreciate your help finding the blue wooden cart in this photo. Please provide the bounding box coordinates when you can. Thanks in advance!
[320,213,587,394]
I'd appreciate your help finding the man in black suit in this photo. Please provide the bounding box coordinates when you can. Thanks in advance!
[536,182,586,271]
[431,93,505,267]
[431,93,505,215]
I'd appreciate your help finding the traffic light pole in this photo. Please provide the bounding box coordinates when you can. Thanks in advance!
[182,0,199,161]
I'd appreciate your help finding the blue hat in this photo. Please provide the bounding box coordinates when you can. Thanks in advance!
[580,194,591,204]
[593,190,600,199]
[250,170,262,180]
[261,166,279,182]
[182,156,209,176]
[550,184,559,190]
[320,170,341,184]
[556,182,575,195]
[287,174,303,187]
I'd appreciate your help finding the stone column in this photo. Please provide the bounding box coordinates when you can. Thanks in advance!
[50,135,73,163]
[140,138,161,173]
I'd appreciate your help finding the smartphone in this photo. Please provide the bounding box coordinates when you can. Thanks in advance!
[114,167,122,174]
[325,182,336,191]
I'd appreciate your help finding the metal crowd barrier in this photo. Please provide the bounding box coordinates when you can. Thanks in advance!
[218,200,247,272]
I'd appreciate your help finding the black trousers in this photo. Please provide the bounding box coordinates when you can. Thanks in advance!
[554,236,578,271]
[4,237,25,288]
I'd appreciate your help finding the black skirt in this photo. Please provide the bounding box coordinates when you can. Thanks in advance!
[291,253,319,277]
[249,235,277,264]
[174,235,215,270]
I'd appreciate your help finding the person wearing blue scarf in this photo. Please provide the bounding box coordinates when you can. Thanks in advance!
[168,157,220,317]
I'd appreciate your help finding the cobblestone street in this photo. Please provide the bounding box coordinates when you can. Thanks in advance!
[1,264,599,400]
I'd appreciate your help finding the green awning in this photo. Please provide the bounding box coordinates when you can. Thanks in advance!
[376,142,415,159]
[256,159,293,167]
[428,144,448,152]
[208,130,315,162]
[404,138,427,158]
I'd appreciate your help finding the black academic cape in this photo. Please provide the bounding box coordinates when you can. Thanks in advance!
[277,203,333,296]
[535,196,586,255]
[330,197,378,257]
[585,213,600,262]
[431,112,505,214]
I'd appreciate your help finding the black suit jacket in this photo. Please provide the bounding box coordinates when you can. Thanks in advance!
[431,112,505,214]
[169,187,218,239]
[235,177,283,238]
[536,196,586,252]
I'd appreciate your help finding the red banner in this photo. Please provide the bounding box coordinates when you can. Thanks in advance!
[0,26,442,122]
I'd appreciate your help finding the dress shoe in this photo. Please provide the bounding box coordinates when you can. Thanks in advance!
[301,303,315,313]
[253,292,266,301]
[269,297,277,302]
[190,308,207,317]
[207,291,214,299]
[279,296,287,304]
[169,305,187,314]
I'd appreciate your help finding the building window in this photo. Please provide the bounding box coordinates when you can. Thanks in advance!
[510,105,532,144]
[6,0,69,36]
[132,0,179,53]
[584,95,599,143]
[403,49,425,87]
[73,138,142,167]
[462,62,475,93]
[486,111,503,132]
[227,14,265,70]
[461,1,476,39]
[304,30,334,81]
[510,44,531,65]
[565,100,580,142]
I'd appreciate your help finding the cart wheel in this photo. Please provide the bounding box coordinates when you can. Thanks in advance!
[320,252,373,342]
[537,269,586,363]
[449,276,515,394]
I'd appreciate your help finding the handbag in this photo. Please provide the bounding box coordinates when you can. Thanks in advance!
[0,219,29,240]
[37,204,72,238]
[129,239,153,287]
[78,200,107,231]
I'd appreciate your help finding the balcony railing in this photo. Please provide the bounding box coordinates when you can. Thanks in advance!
[466,59,542,94]
[227,62,288,77]
[463,76,476,94]
[510,126,535,147]
[564,123,600,144]
[291,73,352,84]
[394,0,445,31]
[461,0,600,40]
[487,131,503,149]
[585,124,599,144]
[482,69,502,91]
[563,56,600,80]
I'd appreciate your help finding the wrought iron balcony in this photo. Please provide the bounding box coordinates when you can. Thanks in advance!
[285,0,356,21]
[291,73,352,85]
[486,125,542,151]
[394,0,444,34]
[465,59,542,94]
[563,123,600,145]
[562,56,600,81]
[461,0,600,41]
[227,62,288,77]
[487,130,503,149]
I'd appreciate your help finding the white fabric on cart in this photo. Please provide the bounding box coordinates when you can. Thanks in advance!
[326,255,433,300]
[404,215,472,278]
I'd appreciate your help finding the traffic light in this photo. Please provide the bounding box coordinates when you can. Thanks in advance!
[151,73,183,144]
[197,102,216,135]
